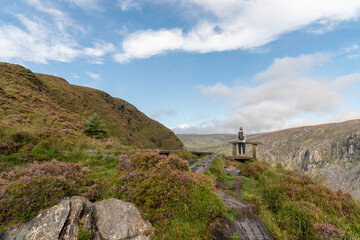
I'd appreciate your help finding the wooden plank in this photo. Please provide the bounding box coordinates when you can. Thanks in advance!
[252,144,257,159]
[228,140,262,145]
[232,142,237,156]
[225,155,252,161]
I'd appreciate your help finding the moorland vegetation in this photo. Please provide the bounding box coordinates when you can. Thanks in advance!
[1,62,360,239]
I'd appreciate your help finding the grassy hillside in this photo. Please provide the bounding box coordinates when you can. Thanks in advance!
[207,157,360,239]
[0,62,183,153]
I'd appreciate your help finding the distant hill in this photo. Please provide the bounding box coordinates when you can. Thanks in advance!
[179,120,360,200]
[178,133,266,155]
[177,134,235,153]
[0,62,183,150]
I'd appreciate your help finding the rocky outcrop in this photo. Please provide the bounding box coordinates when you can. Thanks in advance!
[0,197,153,240]
[250,119,360,200]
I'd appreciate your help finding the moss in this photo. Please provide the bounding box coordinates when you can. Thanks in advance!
[77,226,91,240]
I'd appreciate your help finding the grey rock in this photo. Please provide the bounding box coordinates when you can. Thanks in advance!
[60,196,92,240]
[93,232,101,240]
[1,198,71,240]
[0,226,24,240]
[1,197,154,240]
[93,198,153,240]
[225,165,241,176]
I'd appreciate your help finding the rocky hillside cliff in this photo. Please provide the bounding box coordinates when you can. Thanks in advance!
[251,119,360,200]
[0,62,183,150]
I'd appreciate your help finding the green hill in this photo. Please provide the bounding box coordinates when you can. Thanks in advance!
[0,62,183,152]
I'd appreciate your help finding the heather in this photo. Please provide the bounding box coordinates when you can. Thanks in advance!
[103,152,225,239]
[237,161,360,240]
[0,160,101,231]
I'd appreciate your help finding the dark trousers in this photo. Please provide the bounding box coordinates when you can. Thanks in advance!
[238,142,245,155]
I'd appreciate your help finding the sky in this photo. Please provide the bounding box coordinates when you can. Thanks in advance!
[1,0,360,134]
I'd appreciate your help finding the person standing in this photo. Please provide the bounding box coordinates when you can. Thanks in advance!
[237,127,246,156]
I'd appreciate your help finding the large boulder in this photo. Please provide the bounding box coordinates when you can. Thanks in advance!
[93,198,153,240]
[1,197,153,240]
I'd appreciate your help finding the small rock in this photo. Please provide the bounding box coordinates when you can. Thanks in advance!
[225,165,241,176]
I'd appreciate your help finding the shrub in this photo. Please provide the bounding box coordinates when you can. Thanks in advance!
[239,161,269,180]
[315,223,346,240]
[104,153,225,239]
[169,151,198,160]
[11,130,34,144]
[30,145,51,161]
[2,176,74,222]
[83,113,109,139]
[278,201,320,240]
[207,156,235,182]
[0,160,98,228]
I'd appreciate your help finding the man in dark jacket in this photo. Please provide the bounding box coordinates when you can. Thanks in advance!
[237,127,246,156]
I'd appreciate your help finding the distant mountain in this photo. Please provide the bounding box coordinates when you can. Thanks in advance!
[179,120,360,200]
[0,62,183,150]
[177,134,235,153]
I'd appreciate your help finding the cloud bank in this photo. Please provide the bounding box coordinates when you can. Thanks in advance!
[115,0,360,62]
[0,0,113,64]
[173,53,360,134]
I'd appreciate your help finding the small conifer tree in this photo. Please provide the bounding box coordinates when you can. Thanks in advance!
[83,113,109,138]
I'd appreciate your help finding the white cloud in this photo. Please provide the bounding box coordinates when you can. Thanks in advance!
[117,0,141,11]
[331,110,360,123]
[333,73,360,91]
[64,0,100,10]
[181,53,360,134]
[254,53,331,81]
[87,72,102,80]
[84,42,115,57]
[177,124,190,129]
[0,1,113,64]
[71,73,79,79]
[342,44,360,60]
[150,109,177,120]
[0,15,81,63]
[114,29,184,62]
[116,0,360,62]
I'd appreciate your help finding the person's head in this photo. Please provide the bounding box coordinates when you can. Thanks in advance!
[240,127,243,131]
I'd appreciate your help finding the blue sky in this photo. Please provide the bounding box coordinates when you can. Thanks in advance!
[1,0,360,134]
